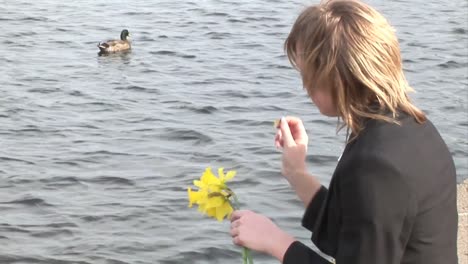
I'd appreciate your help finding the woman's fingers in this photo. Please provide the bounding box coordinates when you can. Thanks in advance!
[232,236,242,246]
[280,117,296,147]
[275,130,283,148]
[286,116,308,145]
[230,219,241,229]
[230,210,250,222]
[230,223,240,237]
[229,210,292,254]
[275,116,307,149]
[230,211,248,246]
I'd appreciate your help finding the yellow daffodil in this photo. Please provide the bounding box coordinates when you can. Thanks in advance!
[187,166,253,264]
[187,167,236,221]
[193,167,236,192]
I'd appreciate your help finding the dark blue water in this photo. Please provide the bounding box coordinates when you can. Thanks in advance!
[0,0,467,263]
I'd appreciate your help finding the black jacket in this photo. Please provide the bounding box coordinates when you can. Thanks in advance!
[283,114,458,264]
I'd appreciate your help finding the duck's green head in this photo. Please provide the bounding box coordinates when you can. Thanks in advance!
[120,29,130,41]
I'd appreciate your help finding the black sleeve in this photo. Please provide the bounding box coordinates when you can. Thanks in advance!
[284,155,416,264]
[283,241,332,264]
[282,186,331,264]
[334,154,416,264]
[302,185,328,232]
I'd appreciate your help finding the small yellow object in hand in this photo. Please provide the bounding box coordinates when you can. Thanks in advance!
[273,119,281,128]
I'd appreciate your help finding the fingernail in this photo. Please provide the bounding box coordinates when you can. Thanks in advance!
[281,117,286,125]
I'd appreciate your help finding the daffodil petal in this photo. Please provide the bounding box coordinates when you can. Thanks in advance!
[215,201,234,221]
[208,185,222,193]
[218,167,225,181]
[206,208,217,218]
[188,188,207,207]
[225,170,236,181]
[205,196,224,209]
[193,180,204,189]
[201,167,221,186]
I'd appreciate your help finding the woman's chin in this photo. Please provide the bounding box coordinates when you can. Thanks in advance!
[319,108,338,117]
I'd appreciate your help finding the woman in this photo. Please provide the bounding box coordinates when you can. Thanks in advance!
[229,1,458,263]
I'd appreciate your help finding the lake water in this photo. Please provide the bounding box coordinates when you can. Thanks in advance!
[0,0,467,263]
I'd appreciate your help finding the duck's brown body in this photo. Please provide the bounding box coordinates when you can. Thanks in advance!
[98,29,131,54]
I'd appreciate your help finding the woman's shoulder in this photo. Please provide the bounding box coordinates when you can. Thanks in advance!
[357,112,441,149]
[342,113,455,186]
[341,112,448,170]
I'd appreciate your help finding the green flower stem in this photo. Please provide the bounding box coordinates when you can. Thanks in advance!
[229,192,254,264]
[243,247,253,264]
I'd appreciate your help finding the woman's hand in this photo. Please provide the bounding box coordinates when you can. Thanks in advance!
[230,210,295,262]
[274,116,322,207]
[275,116,308,180]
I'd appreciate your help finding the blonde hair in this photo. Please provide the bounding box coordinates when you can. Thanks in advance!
[285,0,426,138]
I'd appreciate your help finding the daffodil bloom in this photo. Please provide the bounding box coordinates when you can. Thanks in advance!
[187,167,236,221]
[193,167,236,192]
[187,166,253,264]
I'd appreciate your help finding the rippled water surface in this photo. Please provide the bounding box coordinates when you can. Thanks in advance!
[1,0,467,263]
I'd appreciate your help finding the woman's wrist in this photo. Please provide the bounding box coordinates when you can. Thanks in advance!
[287,171,322,207]
[282,166,308,184]
[268,231,296,262]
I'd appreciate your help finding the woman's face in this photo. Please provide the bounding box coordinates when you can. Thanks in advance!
[295,45,338,117]
[309,88,338,117]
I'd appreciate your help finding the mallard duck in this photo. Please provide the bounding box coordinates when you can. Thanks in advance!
[98,29,131,54]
